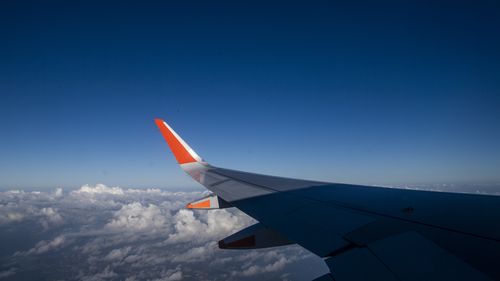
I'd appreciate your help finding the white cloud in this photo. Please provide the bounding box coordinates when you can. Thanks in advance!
[54,187,63,198]
[104,246,132,261]
[0,201,26,224]
[39,207,63,229]
[25,235,66,255]
[105,202,170,232]
[80,266,117,281]
[0,189,65,227]
[166,209,207,243]
[239,255,288,276]
[151,266,183,281]
[40,207,62,222]
[0,268,17,279]
[166,209,254,244]
[0,184,319,280]
[0,210,24,224]
[75,184,126,195]
[172,242,217,263]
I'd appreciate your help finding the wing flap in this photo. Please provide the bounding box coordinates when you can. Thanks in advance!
[218,223,294,249]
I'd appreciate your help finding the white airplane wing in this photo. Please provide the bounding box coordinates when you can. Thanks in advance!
[155,119,500,281]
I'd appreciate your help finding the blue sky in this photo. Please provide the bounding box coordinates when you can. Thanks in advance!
[1,1,499,189]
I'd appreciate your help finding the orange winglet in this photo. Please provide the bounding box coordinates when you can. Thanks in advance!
[155,119,197,164]
[187,199,211,209]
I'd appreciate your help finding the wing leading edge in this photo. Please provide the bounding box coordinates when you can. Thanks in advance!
[154,118,500,281]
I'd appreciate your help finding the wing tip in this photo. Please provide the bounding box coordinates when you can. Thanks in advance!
[154,118,200,164]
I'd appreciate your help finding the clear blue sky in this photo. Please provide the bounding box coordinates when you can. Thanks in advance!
[1,1,499,189]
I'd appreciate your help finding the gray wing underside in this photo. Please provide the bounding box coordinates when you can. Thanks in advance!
[183,163,500,281]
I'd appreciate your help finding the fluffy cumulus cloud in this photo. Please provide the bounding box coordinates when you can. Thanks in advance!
[105,202,169,232]
[0,184,323,281]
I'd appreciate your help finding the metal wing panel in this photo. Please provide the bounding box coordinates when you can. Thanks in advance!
[212,167,328,191]
[231,190,375,257]
[181,162,378,256]
[288,184,500,241]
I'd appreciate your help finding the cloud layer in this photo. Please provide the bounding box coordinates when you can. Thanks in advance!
[0,184,323,281]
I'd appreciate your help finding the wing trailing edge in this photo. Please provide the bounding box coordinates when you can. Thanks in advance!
[218,223,294,250]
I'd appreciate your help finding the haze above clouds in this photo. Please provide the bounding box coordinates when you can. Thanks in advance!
[0,184,327,281]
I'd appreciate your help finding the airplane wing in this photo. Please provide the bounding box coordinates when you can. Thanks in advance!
[154,119,500,281]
